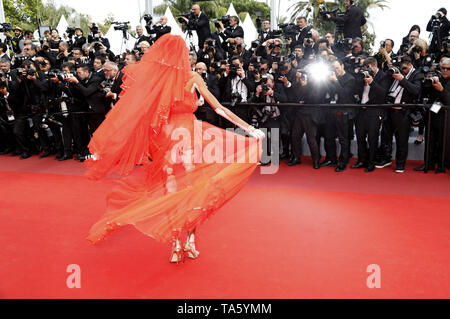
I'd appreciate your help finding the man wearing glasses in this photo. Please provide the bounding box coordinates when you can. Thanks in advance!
[415,57,450,173]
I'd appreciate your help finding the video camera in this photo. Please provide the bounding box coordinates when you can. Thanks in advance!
[143,14,153,25]
[319,6,346,35]
[277,23,298,40]
[212,15,231,29]
[0,23,13,33]
[178,12,195,24]
[66,26,77,38]
[90,23,99,37]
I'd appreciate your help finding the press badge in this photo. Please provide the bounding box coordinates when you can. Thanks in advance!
[430,102,442,114]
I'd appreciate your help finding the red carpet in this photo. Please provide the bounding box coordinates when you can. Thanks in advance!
[0,155,449,298]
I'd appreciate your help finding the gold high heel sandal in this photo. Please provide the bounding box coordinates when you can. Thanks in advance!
[170,239,184,264]
[183,233,199,259]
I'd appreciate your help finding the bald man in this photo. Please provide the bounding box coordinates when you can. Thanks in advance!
[149,16,171,42]
[193,62,221,126]
[181,4,211,49]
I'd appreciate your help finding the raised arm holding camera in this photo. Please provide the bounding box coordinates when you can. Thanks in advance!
[326,0,366,39]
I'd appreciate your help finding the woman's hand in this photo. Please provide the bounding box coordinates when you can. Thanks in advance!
[247,125,265,140]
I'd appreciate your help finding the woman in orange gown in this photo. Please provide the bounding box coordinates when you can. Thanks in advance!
[85,34,265,263]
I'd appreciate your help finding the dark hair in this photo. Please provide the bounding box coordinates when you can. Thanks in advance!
[24,30,33,36]
[386,38,395,48]
[400,55,412,64]
[94,56,106,65]
[61,62,74,72]
[0,42,7,53]
[72,47,83,54]
[318,38,330,46]
[364,57,378,67]
[76,63,90,72]
[231,16,240,25]
[408,25,421,34]
[294,45,304,51]
[231,55,243,63]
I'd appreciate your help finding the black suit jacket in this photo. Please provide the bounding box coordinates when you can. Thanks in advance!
[359,70,389,116]
[149,25,171,42]
[220,73,255,102]
[331,5,366,39]
[289,27,310,51]
[189,12,212,48]
[108,71,124,106]
[73,73,107,113]
[386,68,423,105]
[332,72,359,119]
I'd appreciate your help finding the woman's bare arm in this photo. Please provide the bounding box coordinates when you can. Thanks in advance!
[187,72,265,139]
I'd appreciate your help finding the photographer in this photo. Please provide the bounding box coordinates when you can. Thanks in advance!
[375,39,396,72]
[251,74,288,165]
[64,64,108,139]
[134,25,152,49]
[182,4,211,50]
[93,56,105,80]
[193,62,221,126]
[326,59,360,172]
[197,38,224,70]
[287,17,310,52]
[48,62,85,160]
[102,61,124,109]
[220,55,254,126]
[148,16,171,43]
[326,0,366,39]
[258,20,274,43]
[217,16,244,53]
[0,42,10,62]
[426,8,450,55]
[415,57,450,173]
[397,30,419,55]
[352,57,389,172]
[88,24,111,50]
[377,55,423,173]
[0,60,18,155]
[49,29,62,51]
[68,28,87,51]
[229,38,252,69]
[407,38,428,68]
[4,27,24,55]
[263,38,284,66]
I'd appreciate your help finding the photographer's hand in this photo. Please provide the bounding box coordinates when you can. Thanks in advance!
[364,75,373,85]
[392,72,404,82]
[266,87,274,96]
[237,67,245,79]
[432,80,444,92]
[65,76,79,84]
[329,72,338,83]
[27,74,37,81]
[255,85,262,97]
[0,87,8,96]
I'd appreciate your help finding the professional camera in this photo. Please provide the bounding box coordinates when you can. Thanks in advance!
[113,21,129,32]
[230,62,240,75]
[251,40,260,50]
[421,54,442,88]
[48,71,74,82]
[41,113,63,129]
[358,69,374,78]
[388,66,401,75]
[17,68,36,77]
[178,12,195,24]
[441,35,450,51]
[0,23,13,33]
[0,72,8,89]
[277,23,298,40]
[90,23,99,38]
[143,14,153,25]
[380,40,385,48]
[66,26,76,38]
[230,92,242,108]
[212,15,231,29]
[399,43,411,54]
[411,45,423,54]
[100,80,113,94]
[250,56,262,73]
[255,11,262,33]
[319,6,346,35]
[304,31,314,46]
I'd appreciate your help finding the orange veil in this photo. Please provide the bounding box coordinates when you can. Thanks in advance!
[85,34,191,179]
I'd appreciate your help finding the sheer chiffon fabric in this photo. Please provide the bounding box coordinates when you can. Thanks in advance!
[85,34,262,244]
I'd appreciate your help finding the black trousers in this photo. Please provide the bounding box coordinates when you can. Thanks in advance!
[13,116,33,154]
[380,109,410,165]
[194,105,220,127]
[72,113,91,156]
[259,116,281,159]
[291,110,320,162]
[355,109,383,166]
[324,111,352,165]
[426,109,447,169]
[0,117,16,151]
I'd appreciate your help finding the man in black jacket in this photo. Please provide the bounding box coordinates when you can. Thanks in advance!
[148,16,172,43]
[352,57,389,172]
[193,62,221,127]
[217,16,244,54]
[66,64,106,139]
[377,55,423,173]
[326,59,359,172]
[415,57,450,173]
[327,0,366,39]
[102,61,124,108]
[288,17,311,52]
[220,55,254,126]
[183,4,211,50]
[426,8,450,55]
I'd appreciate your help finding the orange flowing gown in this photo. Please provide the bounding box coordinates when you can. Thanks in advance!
[85,34,262,244]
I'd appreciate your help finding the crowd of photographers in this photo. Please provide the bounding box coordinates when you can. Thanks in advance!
[1,2,450,174]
